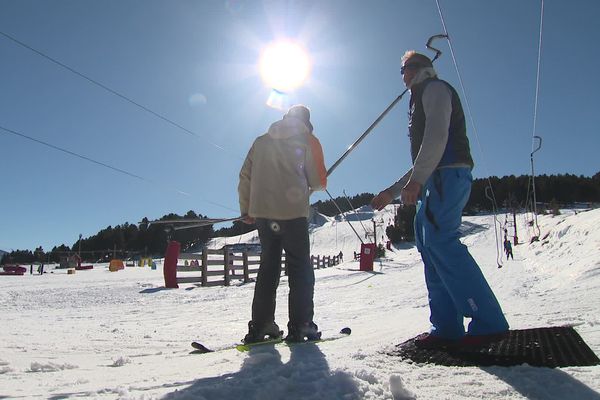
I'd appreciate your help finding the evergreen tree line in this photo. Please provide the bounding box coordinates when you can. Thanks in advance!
[2,173,598,264]
[311,192,376,216]
[312,173,600,243]
[466,173,600,213]
[312,173,600,216]
[213,220,256,238]
[1,211,213,264]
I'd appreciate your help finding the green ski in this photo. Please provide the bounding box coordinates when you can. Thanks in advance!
[191,327,351,354]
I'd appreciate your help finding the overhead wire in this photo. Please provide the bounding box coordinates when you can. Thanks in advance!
[0,30,241,215]
[325,189,364,244]
[0,124,239,213]
[342,190,369,238]
[519,1,545,242]
[528,0,545,239]
[0,30,240,159]
[434,0,504,267]
[0,125,146,182]
[531,1,545,153]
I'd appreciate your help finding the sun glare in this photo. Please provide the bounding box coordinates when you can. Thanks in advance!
[259,40,311,93]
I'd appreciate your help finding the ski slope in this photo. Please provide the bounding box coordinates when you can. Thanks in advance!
[1,206,599,399]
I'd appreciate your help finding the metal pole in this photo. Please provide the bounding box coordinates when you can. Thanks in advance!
[141,216,244,231]
[335,219,338,249]
[173,217,243,231]
[342,190,369,236]
[485,186,503,268]
[372,219,377,248]
[325,189,364,245]
[326,91,407,177]
[512,209,518,245]
[326,34,448,178]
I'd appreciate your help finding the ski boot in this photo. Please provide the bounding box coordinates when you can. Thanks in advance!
[285,321,321,343]
[242,321,283,344]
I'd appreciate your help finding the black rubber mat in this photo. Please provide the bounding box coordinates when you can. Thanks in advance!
[389,327,600,368]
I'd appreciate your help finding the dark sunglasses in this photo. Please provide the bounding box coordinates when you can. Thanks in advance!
[401,63,425,75]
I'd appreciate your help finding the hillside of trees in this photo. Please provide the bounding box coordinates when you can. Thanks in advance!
[466,173,600,213]
[2,211,213,264]
[311,192,376,216]
[2,173,599,264]
[313,173,599,244]
[312,173,600,216]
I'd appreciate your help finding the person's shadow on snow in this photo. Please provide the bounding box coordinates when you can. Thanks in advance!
[483,366,600,400]
[162,342,359,400]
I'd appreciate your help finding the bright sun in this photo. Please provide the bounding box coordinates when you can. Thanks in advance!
[259,40,311,93]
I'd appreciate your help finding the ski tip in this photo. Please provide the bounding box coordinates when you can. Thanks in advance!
[236,344,251,352]
[191,341,213,353]
[340,327,352,335]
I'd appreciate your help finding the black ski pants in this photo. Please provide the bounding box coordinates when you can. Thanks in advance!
[251,217,315,327]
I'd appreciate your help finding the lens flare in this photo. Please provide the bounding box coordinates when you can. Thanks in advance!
[266,89,290,111]
[259,40,311,93]
[188,93,207,107]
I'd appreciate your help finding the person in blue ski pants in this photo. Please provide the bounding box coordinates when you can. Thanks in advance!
[371,51,508,349]
[416,168,508,341]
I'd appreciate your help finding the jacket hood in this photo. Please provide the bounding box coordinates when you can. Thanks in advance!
[408,66,438,89]
[267,117,310,139]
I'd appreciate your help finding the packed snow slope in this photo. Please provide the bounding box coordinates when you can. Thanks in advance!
[1,206,599,399]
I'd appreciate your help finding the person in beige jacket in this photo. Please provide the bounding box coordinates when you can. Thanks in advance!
[238,104,327,343]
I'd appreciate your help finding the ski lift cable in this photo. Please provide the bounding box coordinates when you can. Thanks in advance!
[530,136,543,238]
[342,190,369,236]
[531,0,545,152]
[0,30,239,160]
[0,124,147,181]
[524,174,532,213]
[0,124,239,214]
[485,186,503,268]
[434,1,497,200]
[326,34,447,179]
[435,0,505,265]
[529,0,545,239]
[325,189,364,245]
[0,31,241,219]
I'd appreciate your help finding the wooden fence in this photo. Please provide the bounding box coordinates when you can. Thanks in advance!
[166,247,341,288]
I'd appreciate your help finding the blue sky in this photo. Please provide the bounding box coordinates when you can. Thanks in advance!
[1,0,599,252]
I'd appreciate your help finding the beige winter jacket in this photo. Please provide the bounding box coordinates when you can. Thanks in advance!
[238,117,327,220]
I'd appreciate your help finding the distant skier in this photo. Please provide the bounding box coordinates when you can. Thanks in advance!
[371,50,509,349]
[504,238,514,260]
[238,104,327,343]
[338,251,343,262]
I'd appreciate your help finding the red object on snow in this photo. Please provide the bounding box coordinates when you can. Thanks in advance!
[1,265,26,275]
[359,243,376,271]
[163,241,180,288]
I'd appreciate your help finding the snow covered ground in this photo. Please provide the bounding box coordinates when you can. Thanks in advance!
[1,206,599,399]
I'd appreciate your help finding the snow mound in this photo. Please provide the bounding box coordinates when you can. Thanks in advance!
[390,375,417,400]
[0,366,13,374]
[111,356,131,367]
[309,208,333,228]
[27,361,78,373]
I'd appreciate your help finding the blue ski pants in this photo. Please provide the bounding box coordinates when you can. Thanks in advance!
[414,167,509,339]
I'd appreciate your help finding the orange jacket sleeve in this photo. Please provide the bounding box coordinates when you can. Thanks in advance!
[307,133,327,191]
